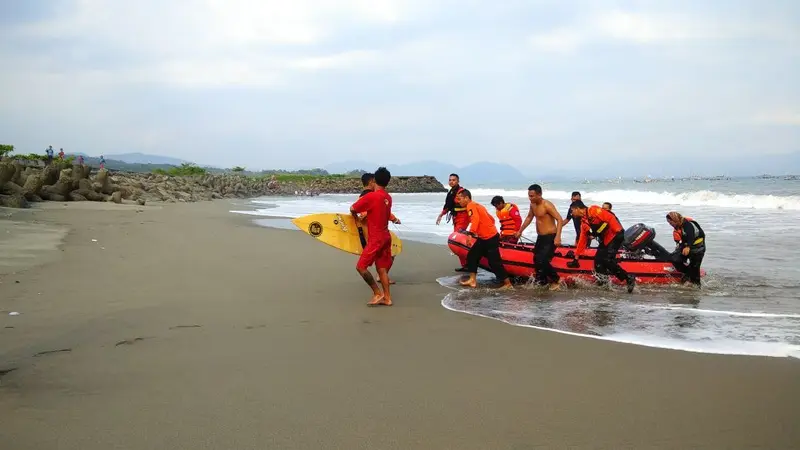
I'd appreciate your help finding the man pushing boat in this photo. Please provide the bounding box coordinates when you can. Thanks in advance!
[456,189,513,289]
[513,184,566,290]
[568,201,636,293]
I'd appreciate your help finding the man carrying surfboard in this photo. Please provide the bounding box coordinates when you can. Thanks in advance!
[350,167,395,306]
[358,172,400,285]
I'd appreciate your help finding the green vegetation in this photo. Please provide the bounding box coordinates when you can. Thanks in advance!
[7,152,45,161]
[1,148,361,183]
[152,163,208,176]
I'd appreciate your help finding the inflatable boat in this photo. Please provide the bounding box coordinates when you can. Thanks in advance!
[447,223,706,285]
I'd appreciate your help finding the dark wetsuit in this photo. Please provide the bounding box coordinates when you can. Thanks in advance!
[534,234,559,285]
[672,219,706,286]
[442,185,469,230]
[564,207,581,244]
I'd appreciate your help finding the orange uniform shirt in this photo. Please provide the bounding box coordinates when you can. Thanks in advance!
[576,205,624,256]
[466,201,499,240]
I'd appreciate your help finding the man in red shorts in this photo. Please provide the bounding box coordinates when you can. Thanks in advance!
[350,167,394,306]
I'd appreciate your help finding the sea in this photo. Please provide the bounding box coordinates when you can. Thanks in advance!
[230,177,800,359]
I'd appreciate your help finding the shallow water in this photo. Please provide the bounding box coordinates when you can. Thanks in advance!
[232,177,800,358]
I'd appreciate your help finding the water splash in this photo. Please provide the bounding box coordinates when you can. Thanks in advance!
[437,273,800,359]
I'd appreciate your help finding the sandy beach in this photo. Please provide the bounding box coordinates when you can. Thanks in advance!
[1,200,798,449]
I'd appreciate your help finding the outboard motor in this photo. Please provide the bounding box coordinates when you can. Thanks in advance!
[623,223,672,260]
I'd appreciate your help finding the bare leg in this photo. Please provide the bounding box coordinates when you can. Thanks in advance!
[372,268,392,306]
[357,268,384,304]
[459,273,478,288]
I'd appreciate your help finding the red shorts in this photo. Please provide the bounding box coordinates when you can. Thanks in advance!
[357,234,392,271]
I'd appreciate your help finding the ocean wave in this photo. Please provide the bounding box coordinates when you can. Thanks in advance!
[466,188,800,210]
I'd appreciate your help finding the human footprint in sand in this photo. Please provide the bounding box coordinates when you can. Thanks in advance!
[455,189,513,290]
[350,167,395,306]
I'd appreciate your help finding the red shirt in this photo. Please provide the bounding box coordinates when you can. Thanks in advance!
[351,189,392,240]
[575,205,624,256]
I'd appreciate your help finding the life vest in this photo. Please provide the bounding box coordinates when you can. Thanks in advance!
[450,187,467,215]
[674,217,705,248]
[496,203,518,236]
[586,206,622,238]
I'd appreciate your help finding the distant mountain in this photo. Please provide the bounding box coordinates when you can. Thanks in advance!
[325,160,530,185]
[103,152,192,166]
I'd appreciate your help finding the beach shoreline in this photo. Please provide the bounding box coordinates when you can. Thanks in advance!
[1,199,799,449]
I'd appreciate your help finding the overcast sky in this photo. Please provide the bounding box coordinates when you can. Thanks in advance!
[1,0,798,172]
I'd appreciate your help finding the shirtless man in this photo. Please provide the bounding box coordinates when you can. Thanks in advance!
[513,184,565,289]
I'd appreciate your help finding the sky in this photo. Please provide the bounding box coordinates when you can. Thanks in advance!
[1,0,798,174]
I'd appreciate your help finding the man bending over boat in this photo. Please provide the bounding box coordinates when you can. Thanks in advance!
[456,189,512,289]
[666,211,705,287]
[568,201,636,293]
[513,184,565,290]
[350,167,395,306]
[491,195,522,243]
[358,172,401,285]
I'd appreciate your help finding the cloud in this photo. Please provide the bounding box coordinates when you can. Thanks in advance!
[529,8,800,53]
[0,0,798,174]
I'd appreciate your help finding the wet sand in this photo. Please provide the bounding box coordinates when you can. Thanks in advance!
[1,200,798,449]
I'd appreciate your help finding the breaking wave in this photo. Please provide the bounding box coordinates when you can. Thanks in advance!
[467,189,800,210]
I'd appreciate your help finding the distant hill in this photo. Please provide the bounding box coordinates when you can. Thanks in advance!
[325,160,530,185]
[104,152,192,166]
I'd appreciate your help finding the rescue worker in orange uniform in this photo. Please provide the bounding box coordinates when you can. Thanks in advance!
[456,189,512,289]
[666,211,706,287]
[567,200,636,293]
[490,195,522,244]
[436,173,469,271]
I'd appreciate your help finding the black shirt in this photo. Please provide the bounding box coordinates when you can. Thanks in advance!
[360,189,371,197]
[564,207,581,235]
[442,185,462,214]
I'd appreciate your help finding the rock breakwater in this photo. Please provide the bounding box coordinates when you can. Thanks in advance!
[0,162,446,208]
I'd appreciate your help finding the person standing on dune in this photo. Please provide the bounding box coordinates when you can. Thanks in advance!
[350,167,395,306]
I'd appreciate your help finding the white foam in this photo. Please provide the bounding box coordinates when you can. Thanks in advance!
[648,306,800,318]
[467,188,800,210]
[440,293,800,359]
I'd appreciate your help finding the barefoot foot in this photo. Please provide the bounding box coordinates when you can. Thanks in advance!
[367,293,385,306]
[459,278,477,288]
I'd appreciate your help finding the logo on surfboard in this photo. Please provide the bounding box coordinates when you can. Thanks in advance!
[334,214,349,232]
[309,221,323,237]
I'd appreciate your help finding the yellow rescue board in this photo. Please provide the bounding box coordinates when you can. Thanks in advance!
[291,213,403,257]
